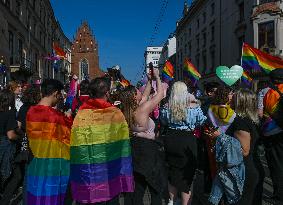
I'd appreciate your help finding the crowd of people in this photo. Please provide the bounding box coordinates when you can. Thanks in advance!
[0,68,283,205]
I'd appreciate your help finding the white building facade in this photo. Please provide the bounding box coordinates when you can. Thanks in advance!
[252,0,283,58]
[159,34,177,70]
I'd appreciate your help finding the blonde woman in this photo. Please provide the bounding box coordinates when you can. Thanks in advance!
[160,81,207,205]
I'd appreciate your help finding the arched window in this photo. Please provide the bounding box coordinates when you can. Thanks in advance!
[80,59,89,80]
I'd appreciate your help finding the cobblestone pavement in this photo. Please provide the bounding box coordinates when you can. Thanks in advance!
[11,157,279,205]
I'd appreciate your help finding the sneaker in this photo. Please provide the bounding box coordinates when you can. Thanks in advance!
[167,199,174,205]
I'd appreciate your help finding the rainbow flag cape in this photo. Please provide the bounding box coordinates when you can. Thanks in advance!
[241,43,283,73]
[70,99,134,203]
[262,84,283,136]
[184,58,201,85]
[26,105,72,205]
[162,60,174,83]
[241,71,253,87]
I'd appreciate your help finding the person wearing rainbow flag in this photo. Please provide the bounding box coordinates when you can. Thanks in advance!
[25,79,73,205]
[70,77,134,204]
[258,69,283,203]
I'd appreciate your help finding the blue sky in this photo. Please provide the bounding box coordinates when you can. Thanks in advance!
[50,0,185,83]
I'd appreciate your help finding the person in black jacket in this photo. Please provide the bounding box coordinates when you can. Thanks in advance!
[0,89,23,205]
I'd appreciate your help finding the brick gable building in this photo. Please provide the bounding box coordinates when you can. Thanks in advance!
[71,22,103,80]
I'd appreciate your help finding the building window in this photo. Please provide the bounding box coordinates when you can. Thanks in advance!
[188,42,192,56]
[196,35,200,50]
[26,11,30,29]
[9,31,14,64]
[5,0,10,9]
[35,53,38,71]
[202,31,206,46]
[196,54,200,69]
[16,0,21,18]
[211,3,215,16]
[197,19,200,29]
[18,39,23,59]
[43,35,46,49]
[188,27,191,36]
[39,31,42,45]
[258,21,275,49]
[33,20,36,36]
[202,52,207,73]
[239,2,244,23]
[80,59,89,79]
[210,50,215,71]
[203,12,206,24]
[211,25,215,41]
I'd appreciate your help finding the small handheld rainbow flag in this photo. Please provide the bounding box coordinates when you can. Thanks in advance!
[183,58,201,85]
[53,43,67,59]
[241,43,283,73]
[162,60,174,83]
[242,71,253,87]
[120,78,131,87]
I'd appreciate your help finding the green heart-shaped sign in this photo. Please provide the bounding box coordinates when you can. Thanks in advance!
[216,65,243,86]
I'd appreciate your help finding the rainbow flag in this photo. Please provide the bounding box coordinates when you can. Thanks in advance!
[183,58,201,85]
[241,43,283,73]
[53,43,66,59]
[162,60,174,82]
[262,84,283,136]
[241,71,253,87]
[120,78,131,87]
[70,99,134,203]
[26,105,72,205]
[65,77,78,109]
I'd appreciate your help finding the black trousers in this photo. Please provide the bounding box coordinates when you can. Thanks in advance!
[252,144,265,205]
[0,163,23,205]
[124,172,162,205]
[263,133,283,202]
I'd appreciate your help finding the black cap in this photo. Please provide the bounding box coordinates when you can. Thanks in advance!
[270,69,283,84]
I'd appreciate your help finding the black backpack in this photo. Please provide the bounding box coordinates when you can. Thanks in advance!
[268,85,283,129]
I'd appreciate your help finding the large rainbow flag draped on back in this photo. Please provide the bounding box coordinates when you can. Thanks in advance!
[241,43,283,73]
[162,60,174,83]
[262,84,283,136]
[70,99,134,203]
[26,105,72,205]
[183,58,201,86]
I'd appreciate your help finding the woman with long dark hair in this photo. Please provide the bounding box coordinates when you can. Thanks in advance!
[118,69,166,205]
